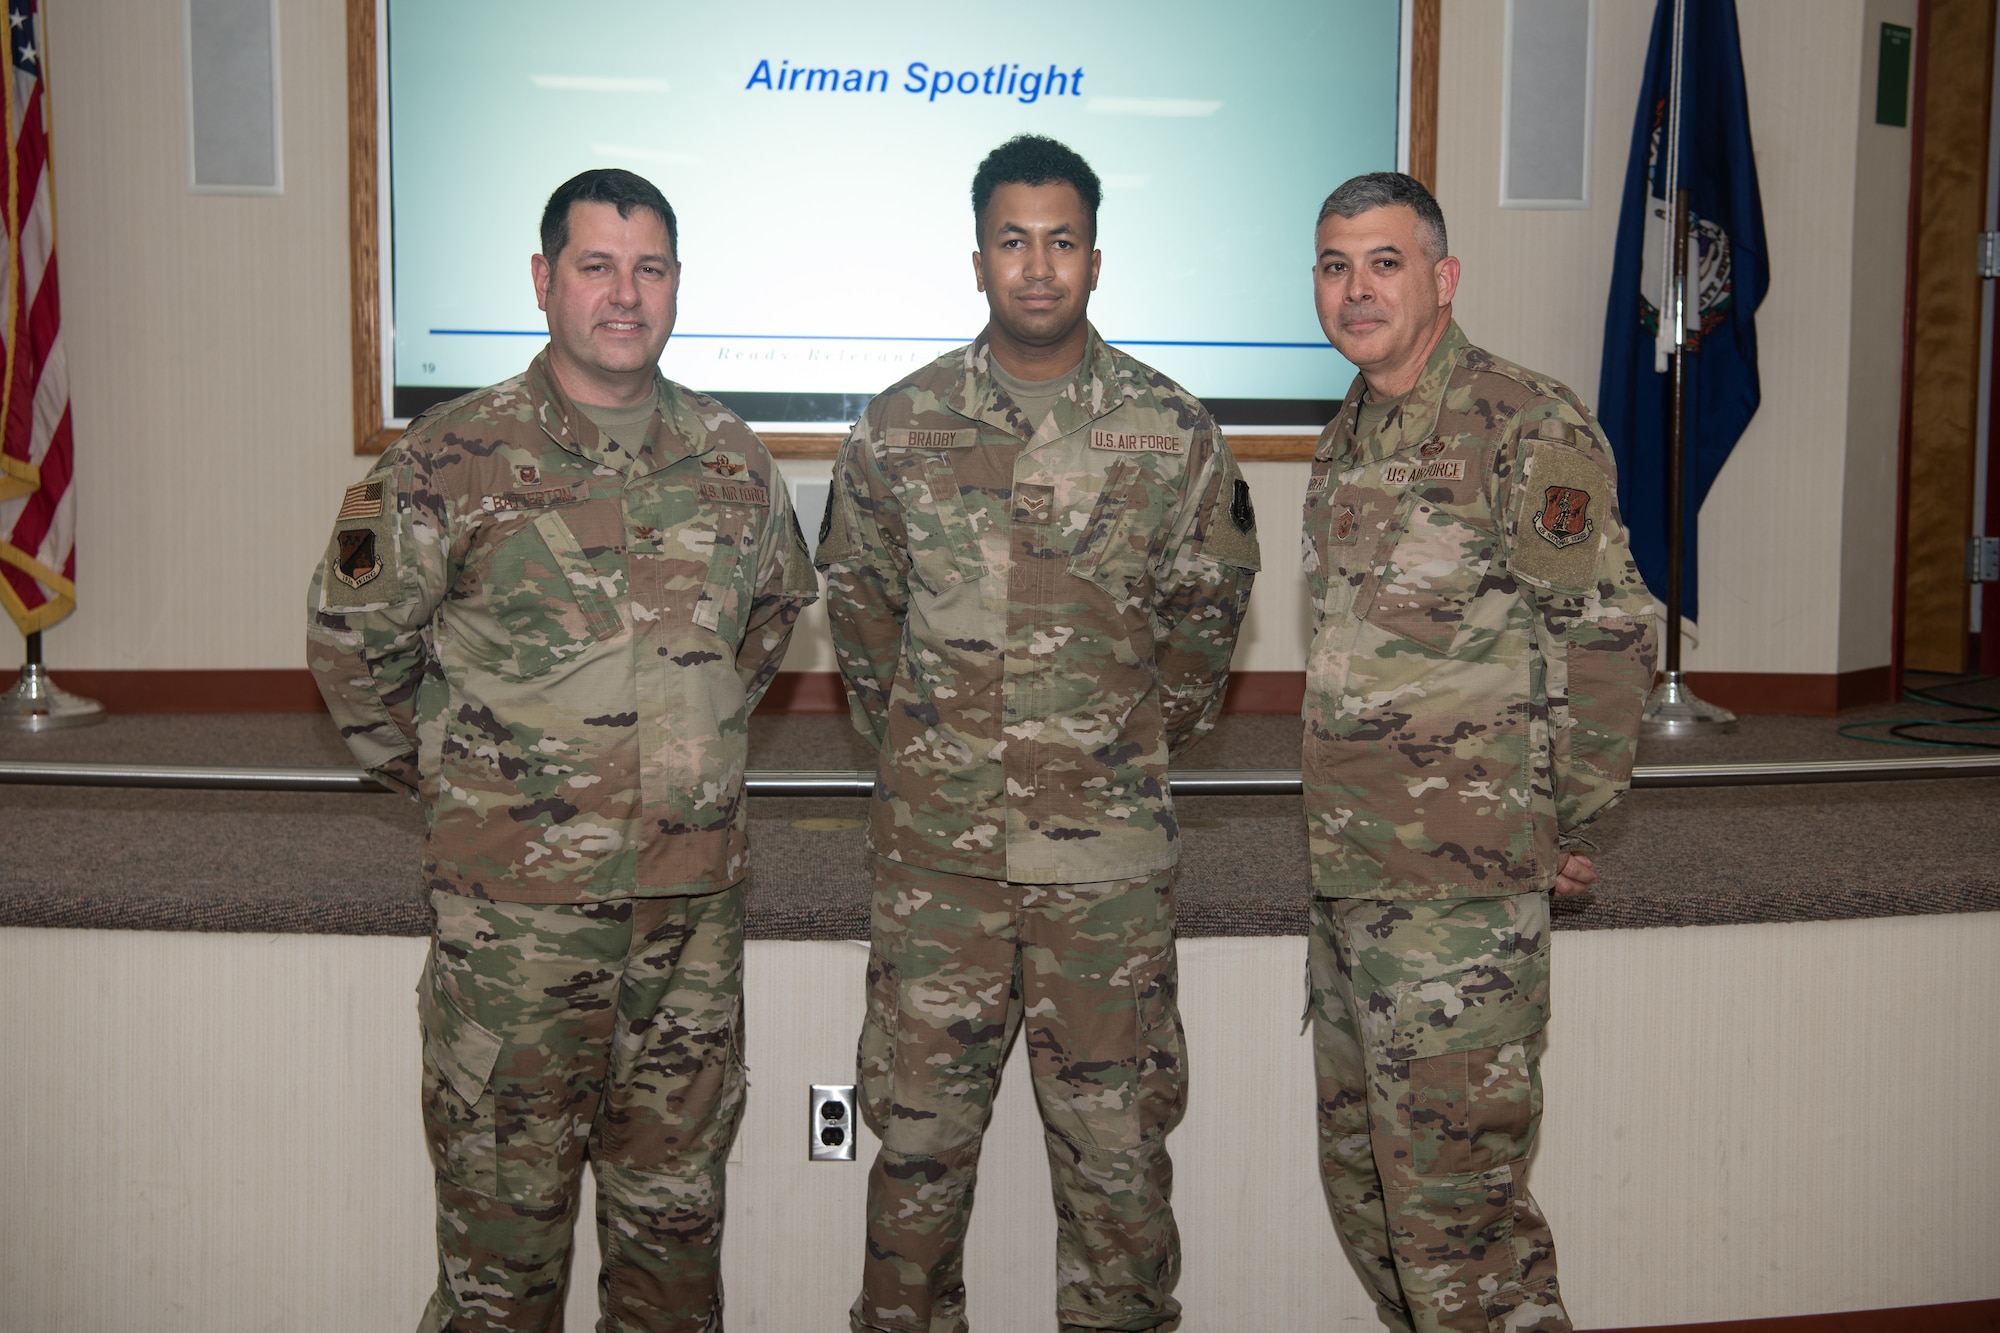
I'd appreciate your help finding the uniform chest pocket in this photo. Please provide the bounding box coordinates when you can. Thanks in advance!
[459,499,628,680]
[691,505,758,640]
[888,451,987,595]
[630,501,763,648]
[1067,458,1167,598]
[1358,497,1496,655]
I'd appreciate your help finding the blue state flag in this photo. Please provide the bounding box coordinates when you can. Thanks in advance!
[1596,0,1768,623]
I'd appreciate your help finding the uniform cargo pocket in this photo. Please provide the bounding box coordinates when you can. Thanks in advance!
[1390,945,1550,1177]
[855,946,899,1138]
[1136,955,1188,1141]
[417,954,502,1194]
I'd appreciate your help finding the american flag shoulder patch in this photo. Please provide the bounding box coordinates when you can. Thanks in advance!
[337,481,383,520]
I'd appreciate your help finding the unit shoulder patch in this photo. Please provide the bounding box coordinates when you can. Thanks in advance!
[1509,439,1606,591]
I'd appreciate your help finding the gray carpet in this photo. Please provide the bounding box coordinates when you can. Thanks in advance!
[2,677,1996,938]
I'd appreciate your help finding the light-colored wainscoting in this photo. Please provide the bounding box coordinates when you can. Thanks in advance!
[3,915,1995,1331]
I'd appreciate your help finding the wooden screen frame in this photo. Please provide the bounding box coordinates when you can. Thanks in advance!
[346,0,1441,461]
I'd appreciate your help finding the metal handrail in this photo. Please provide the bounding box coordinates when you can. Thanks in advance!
[2,754,1998,795]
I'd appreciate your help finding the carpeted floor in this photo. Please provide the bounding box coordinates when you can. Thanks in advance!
[2,674,1995,938]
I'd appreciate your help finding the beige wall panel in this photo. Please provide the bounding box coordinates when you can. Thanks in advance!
[5,916,1996,1330]
[1842,0,1921,673]
[18,0,1907,681]
[32,0,360,672]
[1686,3,1866,675]
[1439,0,1899,676]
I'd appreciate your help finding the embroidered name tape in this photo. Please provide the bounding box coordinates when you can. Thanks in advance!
[1090,429,1184,454]
[885,428,976,449]
[1306,472,1329,495]
[699,480,771,505]
[336,481,383,520]
[1382,459,1466,486]
[483,487,576,513]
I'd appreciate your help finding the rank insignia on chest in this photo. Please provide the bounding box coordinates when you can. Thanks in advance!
[1331,503,1358,544]
[333,528,382,588]
[701,451,748,478]
[1013,482,1054,525]
[1533,485,1595,549]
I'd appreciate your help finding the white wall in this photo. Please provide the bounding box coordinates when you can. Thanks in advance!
[16,0,1910,679]
[4,916,1996,1331]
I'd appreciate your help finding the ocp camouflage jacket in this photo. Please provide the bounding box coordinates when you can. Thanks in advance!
[307,349,817,903]
[817,328,1260,885]
[1302,320,1658,900]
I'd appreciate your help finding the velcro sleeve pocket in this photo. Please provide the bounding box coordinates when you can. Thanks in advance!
[1385,945,1550,1062]
[418,958,502,1109]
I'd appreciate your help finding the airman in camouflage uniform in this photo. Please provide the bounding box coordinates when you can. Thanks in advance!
[308,170,816,1332]
[817,136,1259,1333]
[1300,174,1657,1332]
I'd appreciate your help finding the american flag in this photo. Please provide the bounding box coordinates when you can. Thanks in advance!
[0,0,71,636]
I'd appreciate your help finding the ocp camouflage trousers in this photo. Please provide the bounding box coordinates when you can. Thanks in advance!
[1308,893,1571,1333]
[417,886,747,1333]
[851,859,1186,1333]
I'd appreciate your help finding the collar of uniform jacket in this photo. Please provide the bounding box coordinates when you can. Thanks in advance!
[1322,318,1472,467]
[524,346,711,474]
[944,325,1141,447]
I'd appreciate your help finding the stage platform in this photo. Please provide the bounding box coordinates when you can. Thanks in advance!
[2,678,1996,937]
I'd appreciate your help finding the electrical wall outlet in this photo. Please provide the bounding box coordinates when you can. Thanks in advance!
[809,1083,857,1161]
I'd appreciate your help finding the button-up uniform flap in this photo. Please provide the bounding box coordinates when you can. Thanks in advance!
[418,958,502,1108]
[1386,943,1550,1062]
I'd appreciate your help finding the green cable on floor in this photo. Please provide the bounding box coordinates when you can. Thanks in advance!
[1836,679,2000,750]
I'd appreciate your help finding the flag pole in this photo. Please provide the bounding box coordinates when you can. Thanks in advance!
[1,630,105,730]
[1642,200,1738,738]
[1642,0,1737,738]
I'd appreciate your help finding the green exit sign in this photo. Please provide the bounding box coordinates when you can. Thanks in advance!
[1877,23,1912,127]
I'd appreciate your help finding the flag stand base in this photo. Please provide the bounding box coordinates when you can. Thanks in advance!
[1,662,106,731]
[1641,670,1738,738]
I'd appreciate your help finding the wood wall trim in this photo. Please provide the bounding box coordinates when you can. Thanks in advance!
[18,667,1902,716]
[1598,1297,2000,1333]
[1409,0,1441,190]
[346,0,397,456]
[1899,0,1995,669]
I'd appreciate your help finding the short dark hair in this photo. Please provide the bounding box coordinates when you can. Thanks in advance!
[1317,172,1449,261]
[970,135,1102,242]
[539,169,679,261]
